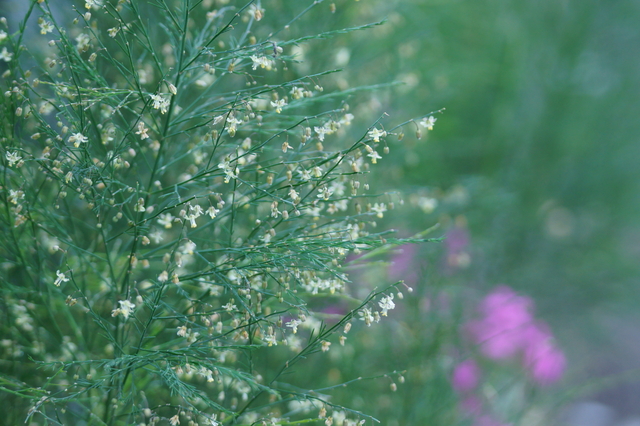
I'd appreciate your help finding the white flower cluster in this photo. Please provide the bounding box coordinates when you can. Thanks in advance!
[218,160,239,183]
[357,294,397,326]
[111,300,136,320]
[176,325,200,344]
[150,94,170,114]
[250,55,275,71]
[6,151,23,167]
[68,132,88,148]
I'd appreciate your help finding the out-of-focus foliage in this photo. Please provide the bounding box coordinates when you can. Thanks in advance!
[295,0,640,421]
[346,0,640,419]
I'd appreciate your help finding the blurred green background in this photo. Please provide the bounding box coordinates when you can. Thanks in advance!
[299,0,640,423]
[373,0,640,422]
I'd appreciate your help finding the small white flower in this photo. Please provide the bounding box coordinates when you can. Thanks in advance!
[39,20,54,35]
[120,300,136,317]
[135,121,149,140]
[288,188,300,203]
[187,331,199,344]
[111,300,136,319]
[6,151,22,167]
[367,150,382,164]
[157,213,174,228]
[69,132,88,148]
[134,198,146,212]
[75,33,91,52]
[367,128,387,142]
[0,47,13,62]
[54,270,69,287]
[358,307,375,326]
[222,302,237,312]
[206,206,219,219]
[184,203,203,228]
[371,203,387,218]
[264,333,277,346]
[107,27,119,38]
[218,161,238,183]
[8,190,24,205]
[85,0,103,9]
[297,168,311,181]
[420,116,437,130]
[150,94,170,114]
[314,125,330,141]
[225,115,243,136]
[250,55,262,70]
[286,319,302,334]
[270,202,281,218]
[0,31,7,42]
[317,186,333,200]
[290,87,305,99]
[212,115,225,126]
[181,240,196,255]
[199,367,214,382]
[270,99,287,113]
[326,279,342,294]
[250,55,274,71]
[378,294,395,316]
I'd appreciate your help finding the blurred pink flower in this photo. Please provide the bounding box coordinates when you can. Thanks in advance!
[452,359,481,393]
[463,286,565,385]
[522,323,566,385]
[466,286,534,360]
